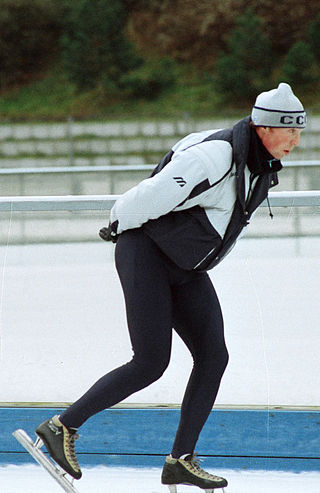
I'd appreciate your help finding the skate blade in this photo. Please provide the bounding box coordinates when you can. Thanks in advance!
[13,429,79,493]
[167,486,227,493]
[168,486,177,493]
[167,486,226,493]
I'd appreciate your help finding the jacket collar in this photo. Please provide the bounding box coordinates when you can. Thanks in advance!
[247,126,282,175]
[231,116,282,209]
[232,116,251,209]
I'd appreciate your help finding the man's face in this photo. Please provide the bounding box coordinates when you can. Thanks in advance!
[256,127,302,159]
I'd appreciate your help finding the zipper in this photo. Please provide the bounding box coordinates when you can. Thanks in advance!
[246,172,258,204]
[193,245,220,270]
[247,172,273,220]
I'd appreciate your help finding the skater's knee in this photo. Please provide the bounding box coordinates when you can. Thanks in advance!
[220,346,229,371]
[132,354,170,385]
[146,355,170,382]
[214,345,229,375]
[195,344,229,376]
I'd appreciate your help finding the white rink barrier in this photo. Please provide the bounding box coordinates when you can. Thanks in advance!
[0,159,320,176]
[1,190,320,212]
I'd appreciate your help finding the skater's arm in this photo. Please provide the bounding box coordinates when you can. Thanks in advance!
[109,149,207,234]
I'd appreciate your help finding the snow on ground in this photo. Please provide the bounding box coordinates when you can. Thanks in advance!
[1,465,320,493]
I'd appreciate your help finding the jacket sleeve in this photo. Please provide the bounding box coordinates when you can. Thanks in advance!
[110,148,208,234]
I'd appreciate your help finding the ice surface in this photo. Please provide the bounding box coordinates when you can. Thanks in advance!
[0,237,319,406]
[1,465,320,493]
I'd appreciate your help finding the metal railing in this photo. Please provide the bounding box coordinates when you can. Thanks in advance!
[1,190,320,212]
[0,164,155,175]
[0,191,319,246]
[2,160,320,197]
[1,160,320,176]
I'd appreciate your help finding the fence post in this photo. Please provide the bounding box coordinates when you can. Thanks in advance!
[66,116,74,167]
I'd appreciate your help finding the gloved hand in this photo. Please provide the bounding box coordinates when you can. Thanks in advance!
[99,222,119,243]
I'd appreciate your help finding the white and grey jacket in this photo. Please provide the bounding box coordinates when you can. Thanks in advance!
[110,116,281,271]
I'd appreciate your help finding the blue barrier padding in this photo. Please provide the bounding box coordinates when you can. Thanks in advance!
[1,407,319,471]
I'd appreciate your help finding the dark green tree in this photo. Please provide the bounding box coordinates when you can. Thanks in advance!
[214,8,273,103]
[281,41,316,87]
[120,57,177,99]
[308,13,320,63]
[0,0,61,89]
[61,0,138,90]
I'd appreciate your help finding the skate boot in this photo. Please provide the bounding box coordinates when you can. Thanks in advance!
[36,415,82,480]
[161,454,227,492]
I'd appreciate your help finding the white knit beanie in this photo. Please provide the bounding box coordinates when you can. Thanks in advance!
[251,82,306,128]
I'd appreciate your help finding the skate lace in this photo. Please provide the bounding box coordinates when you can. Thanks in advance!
[65,430,80,470]
[185,453,221,480]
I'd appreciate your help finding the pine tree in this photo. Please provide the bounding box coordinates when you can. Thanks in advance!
[0,0,61,89]
[281,41,316,87]
[308,13,320,63]
[61,0,138,90]
[214,8,273,102]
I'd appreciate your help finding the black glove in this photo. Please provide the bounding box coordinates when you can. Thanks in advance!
[99,222,119,243]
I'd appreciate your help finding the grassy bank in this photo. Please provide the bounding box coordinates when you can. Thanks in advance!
[1,66,318,123]
[0,67,247,122]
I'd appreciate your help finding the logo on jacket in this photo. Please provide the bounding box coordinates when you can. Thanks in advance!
[173,176,187,187]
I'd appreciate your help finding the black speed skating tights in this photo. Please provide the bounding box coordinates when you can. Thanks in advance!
[60,229,229,458]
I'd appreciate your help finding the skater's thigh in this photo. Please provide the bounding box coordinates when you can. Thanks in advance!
[172,273,226,357]
[115,229,173,359]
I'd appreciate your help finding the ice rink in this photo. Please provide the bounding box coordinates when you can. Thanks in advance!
[1,232,319,492]
[1,465,320,493]
[1,236,320,406]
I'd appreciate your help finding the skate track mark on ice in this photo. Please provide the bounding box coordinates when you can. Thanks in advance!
[12,429,79,493]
